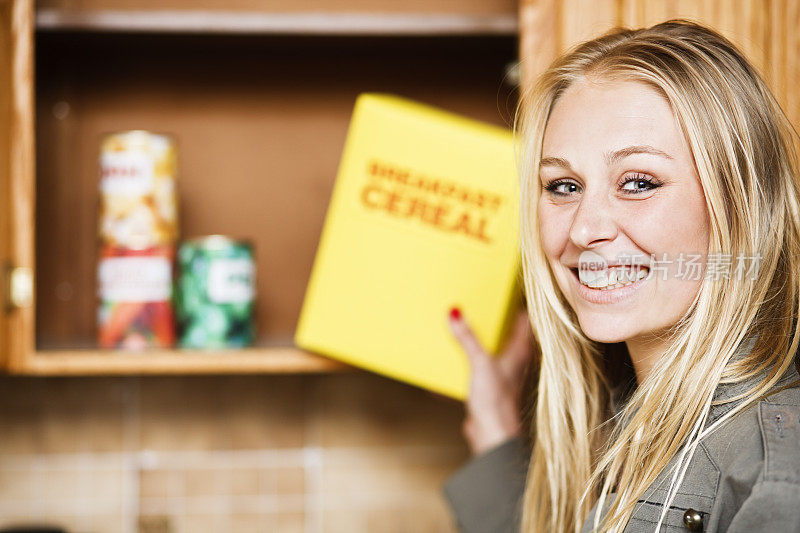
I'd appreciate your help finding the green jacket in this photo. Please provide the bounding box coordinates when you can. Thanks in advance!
[443,362,800,532]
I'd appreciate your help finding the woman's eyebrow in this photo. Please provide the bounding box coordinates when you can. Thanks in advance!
[605,145,673,164]
[539,156,573,170]
[539,145,672,171]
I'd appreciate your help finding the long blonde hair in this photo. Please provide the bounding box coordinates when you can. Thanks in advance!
[515,20,800,532]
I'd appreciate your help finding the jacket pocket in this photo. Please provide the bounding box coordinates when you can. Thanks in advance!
[624,444,719,532]
[626,497,711,532]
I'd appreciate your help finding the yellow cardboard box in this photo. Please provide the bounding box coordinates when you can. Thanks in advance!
[294,94,521,400]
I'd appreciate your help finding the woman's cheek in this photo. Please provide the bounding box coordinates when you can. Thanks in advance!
[538,206,567,261]
[620,195,706,258]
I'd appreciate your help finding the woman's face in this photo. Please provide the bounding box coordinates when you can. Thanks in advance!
[538,77,710,344]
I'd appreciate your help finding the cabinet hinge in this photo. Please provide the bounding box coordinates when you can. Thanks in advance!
[5,265,33,310]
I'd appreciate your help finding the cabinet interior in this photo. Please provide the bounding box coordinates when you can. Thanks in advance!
[34,31,518,352]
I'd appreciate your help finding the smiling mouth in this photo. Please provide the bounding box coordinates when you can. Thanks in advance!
[571,265,649,290]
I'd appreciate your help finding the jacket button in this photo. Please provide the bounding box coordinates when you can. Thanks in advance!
[683,508,703,531]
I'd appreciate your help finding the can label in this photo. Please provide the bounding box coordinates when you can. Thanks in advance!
[100,150,155,196]
[99,131,178,249]
[208,258,255,304]
[97,245,176,350]
[176,237,255,349]
[99,256,172,302]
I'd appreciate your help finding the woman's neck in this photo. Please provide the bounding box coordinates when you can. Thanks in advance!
[625,334,670,384]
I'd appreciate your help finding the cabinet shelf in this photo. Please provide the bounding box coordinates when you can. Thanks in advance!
[21,346,348,375]
[36,9,518,36]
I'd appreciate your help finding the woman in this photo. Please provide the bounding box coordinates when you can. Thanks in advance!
[443,20,800,532]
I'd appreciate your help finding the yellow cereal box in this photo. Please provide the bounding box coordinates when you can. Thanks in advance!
[295,94,522,400]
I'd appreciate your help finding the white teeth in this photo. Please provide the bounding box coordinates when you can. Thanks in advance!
[578,251,608,287]
[585,272,607,288]
[578,266,648,290]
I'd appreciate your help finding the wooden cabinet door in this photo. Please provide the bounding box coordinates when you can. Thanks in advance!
[0,0,34,372]
[519,0,800,130]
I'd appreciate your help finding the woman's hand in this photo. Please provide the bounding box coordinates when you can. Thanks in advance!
[448,308,536,456]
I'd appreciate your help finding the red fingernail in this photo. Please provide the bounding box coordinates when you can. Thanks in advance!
[449,307,462,320]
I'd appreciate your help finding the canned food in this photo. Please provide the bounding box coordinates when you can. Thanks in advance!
[176,236,256,348]
[97,244,176,349]
[99,130,178,249]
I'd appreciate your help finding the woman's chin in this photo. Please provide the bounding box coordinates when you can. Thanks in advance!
[577,320,635,344]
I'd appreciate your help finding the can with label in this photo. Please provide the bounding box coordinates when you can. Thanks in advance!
[99,130,178,249]
[97,244,176,349]
[176,236,256,349]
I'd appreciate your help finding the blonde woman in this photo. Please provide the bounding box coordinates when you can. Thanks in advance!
[442,20,800,533]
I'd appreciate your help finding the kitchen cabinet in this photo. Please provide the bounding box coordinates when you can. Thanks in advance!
[519,0,800,128]
[7,0,795,376]
[0,0,518,374]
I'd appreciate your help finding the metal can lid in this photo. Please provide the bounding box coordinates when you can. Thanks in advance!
[100,130,177,155]
[101,129,175,142]
[183,235,254,251]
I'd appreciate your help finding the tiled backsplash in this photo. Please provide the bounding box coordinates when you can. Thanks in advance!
[0,373,469,532]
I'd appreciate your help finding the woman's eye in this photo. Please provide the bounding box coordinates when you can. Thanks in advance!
[544,180,581,195]
[620,174,661,193]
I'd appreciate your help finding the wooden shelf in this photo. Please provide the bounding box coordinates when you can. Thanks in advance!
[15,346,350,375]
[36,9,518,36]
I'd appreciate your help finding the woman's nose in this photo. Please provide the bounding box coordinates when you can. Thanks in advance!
[568,191,619,249]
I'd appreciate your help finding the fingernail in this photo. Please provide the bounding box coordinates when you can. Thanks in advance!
[449,307,462,321]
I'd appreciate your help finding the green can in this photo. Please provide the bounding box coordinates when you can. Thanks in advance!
[176,236,256,348]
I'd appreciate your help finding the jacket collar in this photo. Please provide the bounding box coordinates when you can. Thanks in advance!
[707,335,800,424]
[609,335,800,423]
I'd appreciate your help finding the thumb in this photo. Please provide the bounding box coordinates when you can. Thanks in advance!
[447,307,492,371]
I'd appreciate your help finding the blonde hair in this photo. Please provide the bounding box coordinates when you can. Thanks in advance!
[515,20,800,532]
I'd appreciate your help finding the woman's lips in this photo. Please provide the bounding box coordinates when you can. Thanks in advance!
[568,266,648,304]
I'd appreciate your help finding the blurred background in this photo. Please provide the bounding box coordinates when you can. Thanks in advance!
[3,1,518,532]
